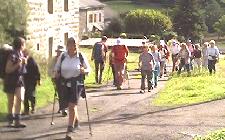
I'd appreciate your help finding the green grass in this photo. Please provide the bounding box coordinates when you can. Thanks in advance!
[0,47,139,121]
[153,60,225,107]
[194,129,225,140]
[104,0,165,14]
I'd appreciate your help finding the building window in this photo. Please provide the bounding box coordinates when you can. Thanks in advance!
[48,0,53,14]
[37,43,40,51]
[94,14,97,22]
[48,37,53,58]
[99,13,102,22]
[64,0,68,12]
[64,32,68,46]
[89,14,93,23]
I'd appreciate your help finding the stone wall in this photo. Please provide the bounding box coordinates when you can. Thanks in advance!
[26,0,79,58]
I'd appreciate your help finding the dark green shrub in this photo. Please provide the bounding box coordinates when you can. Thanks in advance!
[124,9,172,36]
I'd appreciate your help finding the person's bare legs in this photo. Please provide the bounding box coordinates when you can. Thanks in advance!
[7,94,14,126]
[14,87,26,127]
[67,102,76,132]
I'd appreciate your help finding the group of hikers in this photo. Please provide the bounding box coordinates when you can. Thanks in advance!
[1,34,220,137]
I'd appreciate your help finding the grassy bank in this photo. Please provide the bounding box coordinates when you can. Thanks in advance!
[0,47,139,121]
[153,60,225,107]
[104,0,164,14]
[194,129,225,140]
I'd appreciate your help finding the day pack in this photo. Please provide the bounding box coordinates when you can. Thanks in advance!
[93,42,104,62]
[0,47,13,79]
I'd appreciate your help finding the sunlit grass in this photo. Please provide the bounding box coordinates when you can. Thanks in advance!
[153,60,225,106]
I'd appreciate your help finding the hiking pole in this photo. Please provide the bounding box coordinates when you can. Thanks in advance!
[50,81,57,125]
[85,96,93,136]
[76,81,93,136]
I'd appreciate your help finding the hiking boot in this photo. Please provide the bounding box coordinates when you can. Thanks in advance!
[148,89,151,92]
[74,119,81,130]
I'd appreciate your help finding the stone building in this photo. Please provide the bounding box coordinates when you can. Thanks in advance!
[79,0,105,38]
[26,0,79,58]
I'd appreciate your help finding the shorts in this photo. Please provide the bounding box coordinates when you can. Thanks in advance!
[60,77,84,107]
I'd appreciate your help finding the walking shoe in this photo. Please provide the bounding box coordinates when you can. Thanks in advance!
[140,90,145,93]
[62,109,68,117]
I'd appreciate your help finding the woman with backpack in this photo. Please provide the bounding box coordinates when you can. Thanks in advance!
[4,37,27,128]
[54,37,91,135]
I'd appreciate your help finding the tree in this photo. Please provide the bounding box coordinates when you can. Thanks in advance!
[204,0,223,32]
[124,9,172,36]
[214,15,225,39]
[0,0,28,44]
[173,0,207,42]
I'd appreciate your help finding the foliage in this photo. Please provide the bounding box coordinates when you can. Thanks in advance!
[173,0,207,42]
[124,9,172,36]
[0,0,28,44]
[153,60,225,106]
[194,129,225,140]
[214,15,225,37]
[203,0,223,32]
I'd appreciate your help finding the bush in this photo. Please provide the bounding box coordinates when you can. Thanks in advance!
[124,9,172,36]
[0,0,28,44]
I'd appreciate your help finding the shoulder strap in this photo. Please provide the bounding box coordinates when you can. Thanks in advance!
[78,52,85,81]
[59,53,66,75]
[79,52,84,66]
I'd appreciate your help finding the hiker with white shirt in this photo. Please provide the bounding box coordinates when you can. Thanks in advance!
[207,40,220,75]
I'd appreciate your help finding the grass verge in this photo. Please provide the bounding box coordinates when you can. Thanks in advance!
[194,129,225,140]
[153,59,225,107]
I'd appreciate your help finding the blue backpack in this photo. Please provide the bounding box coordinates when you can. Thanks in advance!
[93,42,104,62]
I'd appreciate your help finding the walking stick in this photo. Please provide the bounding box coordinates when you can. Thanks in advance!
[50,81,57,125]
[76,81,93,136]
[85,96,93,136]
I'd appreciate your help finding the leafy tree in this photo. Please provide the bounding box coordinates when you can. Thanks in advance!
[214,15,225,38]
[204,0,223,32]
[124,9,172,36]
[173,0,207,42]
[0,0,28,44]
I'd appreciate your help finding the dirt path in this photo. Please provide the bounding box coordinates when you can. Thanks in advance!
[1,71,225,140]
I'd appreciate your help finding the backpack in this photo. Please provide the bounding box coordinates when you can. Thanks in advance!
[0,47,13,79]
[93,42,104,62]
